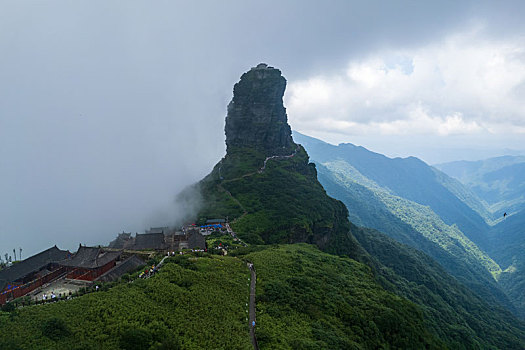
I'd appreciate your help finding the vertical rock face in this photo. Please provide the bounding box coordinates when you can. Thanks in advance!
[225,63,294,156]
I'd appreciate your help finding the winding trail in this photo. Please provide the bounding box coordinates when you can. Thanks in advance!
[219,146,301,223]
[258,145,300,173]
[247,262,259,350]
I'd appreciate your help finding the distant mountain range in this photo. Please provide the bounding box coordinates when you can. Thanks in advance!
[435,156,525,219]
[294,131,525,320]
[436,155,525,317]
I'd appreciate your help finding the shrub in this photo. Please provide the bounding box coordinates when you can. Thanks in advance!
[119,327,153,350]
[1,302,15,313]
[42,317,70,340]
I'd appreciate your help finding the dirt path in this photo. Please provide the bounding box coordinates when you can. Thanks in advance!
[247,262,259,350]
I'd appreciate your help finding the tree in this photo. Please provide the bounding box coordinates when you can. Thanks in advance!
[42,317,70,341]
[119,327,153,350]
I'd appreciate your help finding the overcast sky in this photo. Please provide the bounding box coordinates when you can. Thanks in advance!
[1,1,525,258]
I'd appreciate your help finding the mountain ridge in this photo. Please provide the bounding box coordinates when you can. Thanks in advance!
[190,65,525,347]
[294,131,525,319]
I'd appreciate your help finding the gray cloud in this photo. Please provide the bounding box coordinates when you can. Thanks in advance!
[1,0,524,257]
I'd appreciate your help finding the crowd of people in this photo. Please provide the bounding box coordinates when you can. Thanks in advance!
[138,264,158,279]
[41,290,74,302]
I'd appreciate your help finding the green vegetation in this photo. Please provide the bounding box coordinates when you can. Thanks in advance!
[316,159,518,310]
[294,131,491,249]
[0,254,252,350]
[205,231,246,251]
[195,145,366,262]
[435,156,525,217]
[295,132,524,316]
[501,261,525,320]
[244,244,443,349]
[192,129,525,347]
[325,159,502,279]
[351,225,525,349]
[489,209,525,319]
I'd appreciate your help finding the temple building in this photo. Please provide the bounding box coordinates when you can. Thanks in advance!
[108,226,207,252]
[0,246,69,305]
[60,245,121,281]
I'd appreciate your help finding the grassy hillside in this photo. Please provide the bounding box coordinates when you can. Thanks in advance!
[315,162,517,312]
[4,243,525,349]
[294,132,492,249]
[294,132,525,316]
[490,209,525,318]
[435,156,525,320]
[191,130,525,345]
[243,244,443,349]
[0,255,252,350]
[194,145,367,262]
[322,159,501,279]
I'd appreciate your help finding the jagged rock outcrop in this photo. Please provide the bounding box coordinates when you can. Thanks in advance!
[225,63,294,156]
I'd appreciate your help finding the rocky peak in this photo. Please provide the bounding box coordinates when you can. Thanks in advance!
[225,63,294,156]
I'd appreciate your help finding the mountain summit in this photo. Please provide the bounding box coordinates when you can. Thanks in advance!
[191,64,364,260]
[225,63,294,156]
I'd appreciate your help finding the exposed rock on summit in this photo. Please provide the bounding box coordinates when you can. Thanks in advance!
[225,63,294,156]
[191,63,366,263]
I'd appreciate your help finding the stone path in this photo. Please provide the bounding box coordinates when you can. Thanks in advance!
[248,262,259,350]
[219,145,300,224]
[258,145,299,173]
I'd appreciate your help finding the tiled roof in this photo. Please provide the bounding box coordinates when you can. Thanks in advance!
[188,231,206,249]
[0,246,69,290]
[60,246,121,269]
[96,255,145,282]
[206,219,226,224]
[108,233,133,249]
[133,233,165,250]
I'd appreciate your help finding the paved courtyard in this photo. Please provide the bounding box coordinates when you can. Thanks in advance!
[31,278,91,301]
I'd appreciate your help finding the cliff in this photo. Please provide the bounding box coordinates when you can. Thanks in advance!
[192,63,365,261]
[225,63,294,156]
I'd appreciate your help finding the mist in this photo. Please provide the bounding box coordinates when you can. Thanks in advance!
[2,1,525,258]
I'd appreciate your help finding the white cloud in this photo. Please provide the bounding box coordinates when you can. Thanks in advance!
[286,28,525,144]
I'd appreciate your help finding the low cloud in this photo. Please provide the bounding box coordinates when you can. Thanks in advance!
[287,27,525,143]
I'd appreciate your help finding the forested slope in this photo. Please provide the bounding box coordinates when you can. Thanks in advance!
[315,162,515,312]
[350,226,525,349]
[0,255,252,350]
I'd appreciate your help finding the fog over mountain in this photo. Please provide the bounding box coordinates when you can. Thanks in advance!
[1,1,525,257]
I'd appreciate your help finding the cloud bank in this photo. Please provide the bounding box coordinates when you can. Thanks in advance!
[287,28,525,159]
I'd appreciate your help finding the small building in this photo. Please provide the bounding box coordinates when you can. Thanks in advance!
[187,229,207,250]
[146,227,170,234]
[133,233,166,250]
[108,232,133,249]
[61,246,121,281]
[205,219,226,225]
[0,246,69,305]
